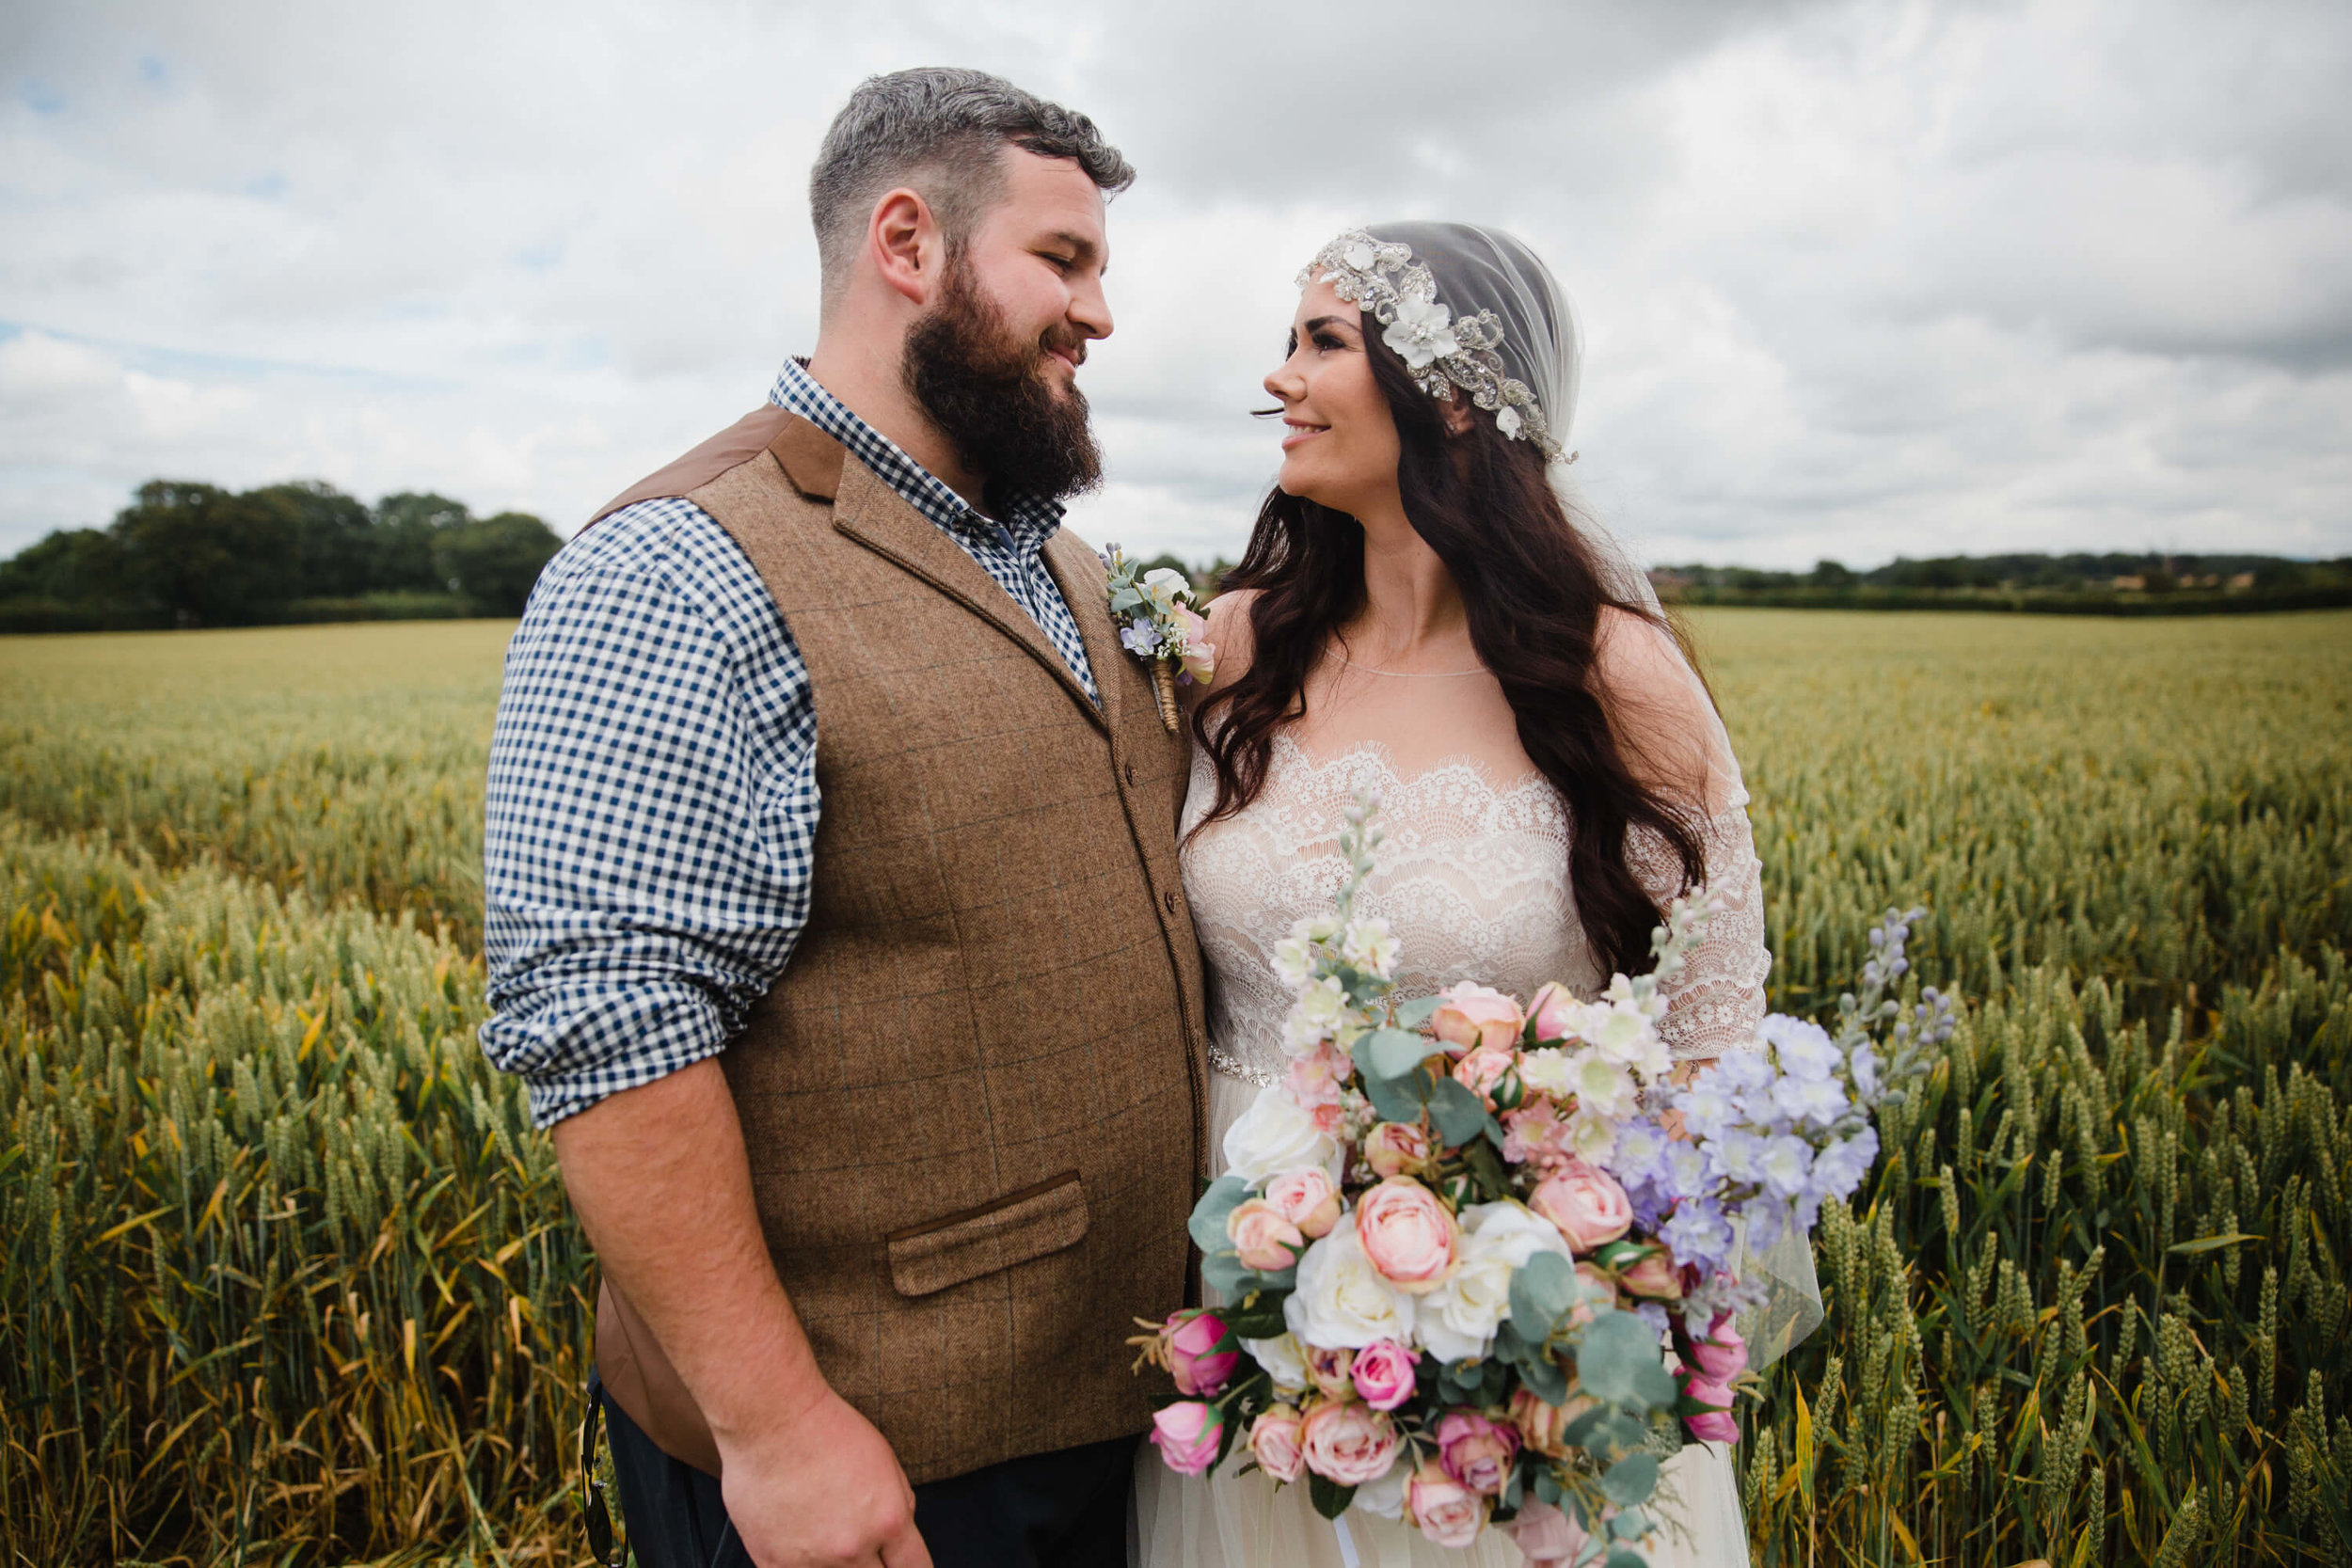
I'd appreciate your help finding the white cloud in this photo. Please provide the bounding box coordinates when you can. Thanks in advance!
[0,0,2345,569]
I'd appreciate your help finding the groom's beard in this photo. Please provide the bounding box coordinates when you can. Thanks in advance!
[902,258,1104,505]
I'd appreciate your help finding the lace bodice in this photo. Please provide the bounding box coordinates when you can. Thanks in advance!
[1179,735,1770,1086]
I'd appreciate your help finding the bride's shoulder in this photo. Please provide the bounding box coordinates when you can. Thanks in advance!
[1200,588,1261,698]
[1592,606,1726,801]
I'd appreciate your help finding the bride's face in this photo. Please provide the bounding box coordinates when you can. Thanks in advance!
[1263,280,1403,516]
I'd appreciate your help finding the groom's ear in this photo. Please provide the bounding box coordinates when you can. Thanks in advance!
[868,187,948,308]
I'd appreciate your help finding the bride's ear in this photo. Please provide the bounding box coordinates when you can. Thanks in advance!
[1438,388,1476,437]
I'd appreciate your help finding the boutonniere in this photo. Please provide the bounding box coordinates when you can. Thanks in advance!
[1100,545,1216,733]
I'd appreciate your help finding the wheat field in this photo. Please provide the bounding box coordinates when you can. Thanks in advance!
[3,610,2347,1566]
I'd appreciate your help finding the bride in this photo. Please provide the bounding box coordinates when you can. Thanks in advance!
[1130,224,1786,1566]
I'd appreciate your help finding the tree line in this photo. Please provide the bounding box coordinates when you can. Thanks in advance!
[0,480,565,633]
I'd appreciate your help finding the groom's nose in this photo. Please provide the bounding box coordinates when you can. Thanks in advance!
[1068,273,1113,341]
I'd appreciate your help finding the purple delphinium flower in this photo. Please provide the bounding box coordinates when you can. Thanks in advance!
[1120,621,1160,657]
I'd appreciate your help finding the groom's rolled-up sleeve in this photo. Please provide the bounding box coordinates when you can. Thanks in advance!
[479,498,818,1129]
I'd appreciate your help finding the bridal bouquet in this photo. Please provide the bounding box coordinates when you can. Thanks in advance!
[1132,793,1945,1561]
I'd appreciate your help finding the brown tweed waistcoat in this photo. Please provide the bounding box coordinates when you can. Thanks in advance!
[586,408,1207,1485]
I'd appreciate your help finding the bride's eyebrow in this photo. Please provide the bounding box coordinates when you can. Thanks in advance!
[1301,315,1357,337]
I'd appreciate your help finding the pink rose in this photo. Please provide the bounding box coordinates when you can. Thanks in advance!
[1170,603,1216,687]
[1304,1344,1357,1398]
[1354,1177,1459,1294]
[1501,1098,1574,1173]
[1165,1309,1239,1397]
[1435,1409,1519,1496]
[1451,1042,1517,1108]
[1248,1404,1307,1483]
[1526,981,1579,1045]
[1500,1497,1589,1566]
[1406,1464,1486,1549]
[1263,1167,1342,1240]
[1151,1401,1225,1476]
[1617,1247,1683,1300]
[1430,982,1524,1055]
[1681,1369,1740,1445]
[1299,1399,1401,1487]
[1687,1312,1749,1383]
[1228,1197,1306,1273]
[1362,1120,1433,1179]
[1349,1339,1420,1410]
[1529,1158,1632,1253]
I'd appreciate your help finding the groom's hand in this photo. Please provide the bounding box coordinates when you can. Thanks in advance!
[720,1389,930,1568]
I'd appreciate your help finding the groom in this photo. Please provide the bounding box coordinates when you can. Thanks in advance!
[480,69,1206,1568]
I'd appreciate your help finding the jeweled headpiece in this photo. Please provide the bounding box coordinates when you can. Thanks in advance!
[1298,228,1568,464]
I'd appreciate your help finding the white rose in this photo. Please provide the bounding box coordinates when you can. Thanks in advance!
[1354,1456,1409,1520]
[1417,1202,1571,1363]
[1284,1221,1416,1349]
[1241,1331,1310,1395]
[1140,567,1189,610]
[1223,1085,1339,1184]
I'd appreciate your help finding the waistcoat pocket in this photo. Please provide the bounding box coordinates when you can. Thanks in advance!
[884,1171,1089,1298]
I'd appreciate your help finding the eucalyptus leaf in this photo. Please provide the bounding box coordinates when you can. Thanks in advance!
[1605,1550,1648,1568]
[1361,1069,1425,1126]
[1510,1251,1578,1342]
[1391,995,1443,1028]
[1609,1507,1649,1541]
[1629,1358,1679,1411]
[1201,1250,1251,1296]
[1427,1077,1488,1146]
[1359,1028,1435,1083]
[1187,1176,1250,1253]
[1518,1353,1568,1405]
[1572,1310,1659,1407]
[1598,1452,1659,1508]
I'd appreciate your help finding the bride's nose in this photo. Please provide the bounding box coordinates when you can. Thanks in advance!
[1263,359,1304,404]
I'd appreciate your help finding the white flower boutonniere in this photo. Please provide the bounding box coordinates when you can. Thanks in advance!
[1101,545,1216,733]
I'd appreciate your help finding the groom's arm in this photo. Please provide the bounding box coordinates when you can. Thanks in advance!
[480,503,927,1567]
[554,1061,927,1568]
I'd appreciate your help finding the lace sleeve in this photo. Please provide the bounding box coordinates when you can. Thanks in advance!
[1631,801,1771,1060]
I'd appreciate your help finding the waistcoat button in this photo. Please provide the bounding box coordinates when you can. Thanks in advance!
[1124,763,1137,786]
[1163,889,1180,913]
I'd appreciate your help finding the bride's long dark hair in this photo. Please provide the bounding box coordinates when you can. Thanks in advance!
[1192,325,1708,980]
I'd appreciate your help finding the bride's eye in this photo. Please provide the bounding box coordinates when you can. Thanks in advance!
[1312,330,1347,352]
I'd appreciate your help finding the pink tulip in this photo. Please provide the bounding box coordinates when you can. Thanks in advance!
[1151,1401,1225,1476]
[1165,1309,1239,1397]
[1526,981,1580,1045]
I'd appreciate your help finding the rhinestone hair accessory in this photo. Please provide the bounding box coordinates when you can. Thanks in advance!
[1298,228,1569,464]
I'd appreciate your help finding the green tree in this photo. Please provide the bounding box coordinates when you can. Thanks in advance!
[110,481,299,626]
[246,481,374,599]
[431,512,564,614]
[372,492,472,594]
[0,528,130,607]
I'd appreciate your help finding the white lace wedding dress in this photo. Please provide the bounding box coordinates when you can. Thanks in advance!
[1131,701,1768,1567]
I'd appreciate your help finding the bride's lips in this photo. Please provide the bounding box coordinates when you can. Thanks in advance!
[1280,420,1329,451]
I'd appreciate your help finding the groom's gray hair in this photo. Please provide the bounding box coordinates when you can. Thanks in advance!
[810,67,1135,306]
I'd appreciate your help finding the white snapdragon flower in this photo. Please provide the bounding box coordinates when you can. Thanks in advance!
[1223,1085,1340,1183]
[1341,917,1401,979]
[1517,1047,1574,1101]
[1566,1106,1621,1164]
[1284,1221,1416,1349]
[1416,1202,1570,1363]
[1272,935,1315,986]
[1571,1051,1641,1120]
[1290,914,1342,944]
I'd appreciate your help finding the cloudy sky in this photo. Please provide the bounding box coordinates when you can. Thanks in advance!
[4,0,2347,570]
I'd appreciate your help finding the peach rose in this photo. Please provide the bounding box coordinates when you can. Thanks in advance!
[1529,1158,1633,1253]
[1304,1343,1357,1399]
[1571,1261,1613,1326]
[1435,1409,1519,1496]
[1249,1404,1307,1483]
[1349,1339,1420,1410]
[1617,1247,1683,1300]
[1300,1399,1401,1487]
[1170,603,1216,687]
[1452,1042,1517,1108]
[1406,1463,1486,1549]
[1500,1497,1589,1566]
[1150,1401,1224,1476]
[1430,982,1524,1055]
[1508,1382,1597,1460]
[1263,1167,1342,1240]
[1363,1120,1433,1180]
[1228,1197,1306,1273]
[1354,1177,1459,1294]
[1526,980,1580,1044]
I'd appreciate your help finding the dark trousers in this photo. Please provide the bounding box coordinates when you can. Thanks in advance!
[596,1377,1138,1568]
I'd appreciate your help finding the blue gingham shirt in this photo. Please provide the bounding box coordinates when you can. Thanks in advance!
[481,357,1099,1126]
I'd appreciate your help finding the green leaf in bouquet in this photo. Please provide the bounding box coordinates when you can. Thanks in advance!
[1598,1452,1659,1508]
[1360,1067,1425,1126]
[1509,1251,1580,1342]
[1604,1549,1648,1568]
[1435,1357,1486,1404]
[1561,1406,1606,1451]
[1518,1351,1568,1405]
[1201,1250,1252,1296]
[1188,1177,1250,1253]
[1573,1310,1677,1412]
[1426,1077,1488,1146]
[1532,1467,1563,1506]
[1220,1294,1290,1340]
[1359,1028,1434,1083]
[1308,1473,1357,1521]
[1461,1138,1511,1198]
[1608,1507,1650,1541]
[1391,994,1443,1028]
[1109,586,1145,610]
[1584,1238,1648,1272]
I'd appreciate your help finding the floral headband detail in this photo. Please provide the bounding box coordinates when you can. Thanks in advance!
[1297,229,1570,465]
